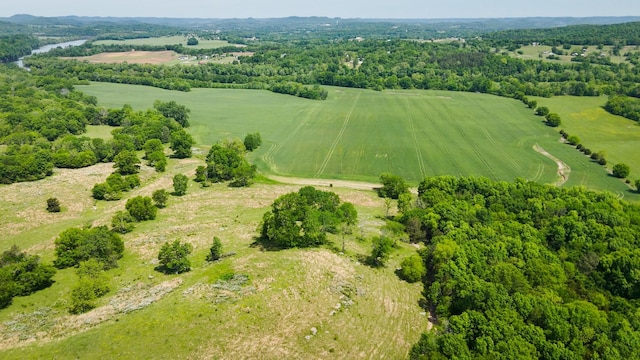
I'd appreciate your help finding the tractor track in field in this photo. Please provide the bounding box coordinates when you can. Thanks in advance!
[404,98,428,178]
[315,93,360,177]
[445,106,497,179]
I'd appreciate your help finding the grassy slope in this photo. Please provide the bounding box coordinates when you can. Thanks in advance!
[534,95,640,183]
[77,83,637,200]
[0,154,426,359]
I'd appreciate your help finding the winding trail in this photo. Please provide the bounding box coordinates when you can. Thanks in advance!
[533,144,571,186]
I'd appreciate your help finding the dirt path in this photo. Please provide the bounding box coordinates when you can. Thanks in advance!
[533,144,571,186]
[269,175,380,191]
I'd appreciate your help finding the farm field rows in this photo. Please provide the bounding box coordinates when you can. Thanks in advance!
[78,83,637,199]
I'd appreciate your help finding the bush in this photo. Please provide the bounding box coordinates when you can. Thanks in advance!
[535,106,550,116]
[243,132,262,151]
[367,236,394,268]
[612,163,631,178]
[399,254,426,283]
[157,240,192,274]
[152,189,169,208]
[598,157,607,166]
[46,197,61,212]
[0,246,56,309]
[545,113,561,127]
[584,148,592,155]
[54,226,124,269]
[207,237,223,261]
[173,174,189,196]
[567,135,580,146]
[111,210,135,234]
[125,196,157,221]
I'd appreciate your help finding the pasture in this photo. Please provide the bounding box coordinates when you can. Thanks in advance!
[65,50,179,64]
[510,44,636,64]
[534,95,640,183]
[0,153,427,359]
[77,83,637,199]
[93,35,244,50]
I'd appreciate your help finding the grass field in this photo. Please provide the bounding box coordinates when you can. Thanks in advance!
[76,83,638,200]
[93,35,244,50]
[0,152,427,359]
[509,44,636,64]
[533,95,640,183]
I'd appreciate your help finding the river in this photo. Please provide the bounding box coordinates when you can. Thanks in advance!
[15,39,87,69]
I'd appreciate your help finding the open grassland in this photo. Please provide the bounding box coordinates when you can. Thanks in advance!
[534,95,640,183]
[93,36,243,50]
[0,155,427,359]
[510,44,637,64]
[77,83,638,199]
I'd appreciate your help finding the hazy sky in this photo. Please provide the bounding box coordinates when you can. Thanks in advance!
[2,0,640,19]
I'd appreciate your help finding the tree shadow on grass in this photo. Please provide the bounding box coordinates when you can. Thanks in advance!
[250,235,285,252]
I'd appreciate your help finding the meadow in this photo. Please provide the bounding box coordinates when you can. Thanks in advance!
[510,44,636,64]
[77,83,638,199]
[534,95,640,182]
[0,153,427,359]
[93,35,243,50]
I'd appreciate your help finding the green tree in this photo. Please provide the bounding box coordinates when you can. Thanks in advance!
[154,100,191,128]
[378,172,409,199]
[125,196,157,221]
[207,237,223,261]
[0,246,56,309]
[53,226,124,269]
[152,189,169,208]
[612,163,631,178]
[567,135,581,146]
[243,132,262,151]
[46,197,61,212]
[186,37,199,46]
[143,139,164,158]
[113,150,140,175]
[173,174,189,196]
[69,259,110,314]
[169,129,194,158]
[368,236,394,268]
[399,254,426,283]
[158,240,193,274]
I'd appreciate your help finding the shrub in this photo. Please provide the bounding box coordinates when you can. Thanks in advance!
[54,226,124,269]
[598,157,607,166]
[207,237,223,261]
[567,135,580,146]
[584,148,592,155]
[158,240,192,274]
[152,189,169,208]
[399,254,426,283]
[612,163,631,178]
[173,174,189,196]
[535,106,550,116]
[46,197,61,212]
[367,236,394,268]
[545,113,561,127]
[111,210,136,234]
[125,196,157,221]
[243,132,262,151]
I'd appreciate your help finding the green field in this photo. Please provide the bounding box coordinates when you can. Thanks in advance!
[0,155,426,359]
[510,44,635,64]
[77,83,637,199]
[534,95,640,182]
[93,35,243,50]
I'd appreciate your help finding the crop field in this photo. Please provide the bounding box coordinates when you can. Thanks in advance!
[77,83,637,199]
[64,50,180,64]
[93,35,244,49]
[0,153,427,359]
[534,95,640,183]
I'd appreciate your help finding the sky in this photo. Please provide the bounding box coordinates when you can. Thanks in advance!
[1,0,640,19]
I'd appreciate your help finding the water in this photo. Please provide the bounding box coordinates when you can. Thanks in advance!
[15,39,87,69]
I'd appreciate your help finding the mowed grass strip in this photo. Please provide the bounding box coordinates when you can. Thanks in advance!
[77,83,637,199]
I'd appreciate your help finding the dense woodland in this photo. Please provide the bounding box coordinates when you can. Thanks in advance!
[3,15,640,358]
[405,176,640,359]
